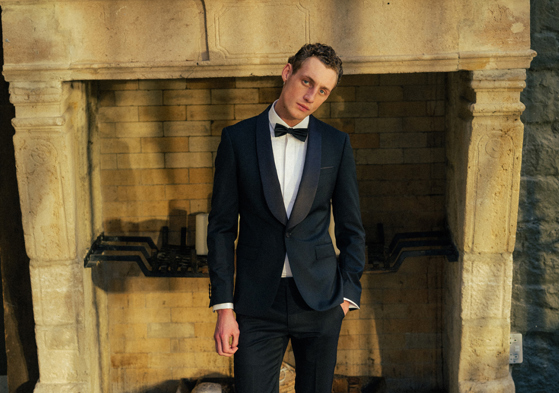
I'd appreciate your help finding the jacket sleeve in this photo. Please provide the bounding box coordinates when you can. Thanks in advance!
[332,133,366,306]
[207,128,239,307]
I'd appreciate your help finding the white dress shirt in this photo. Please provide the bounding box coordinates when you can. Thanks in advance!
[268,101,309,278]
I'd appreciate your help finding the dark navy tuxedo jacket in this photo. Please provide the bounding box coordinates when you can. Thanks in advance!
[207,107,366,317]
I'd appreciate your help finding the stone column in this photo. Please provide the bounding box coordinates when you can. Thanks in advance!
[9,80,96,393]
[445,69,527,393]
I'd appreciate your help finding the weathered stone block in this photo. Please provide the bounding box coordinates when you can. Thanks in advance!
[189,168,213,183]
[116,185,166,201]
[403,116,445,132]
[115,90,162,106]
[164,90,211,106]
[141,137,189,153]
[109,307,170,325]
[30,263,83,325]
[187,105,234,121]
[380,73,428,86]
[99,81,139,91]
[165,152,213,168]
[140,169,189,185]
[380,132,427,148]
[189,136,221,152]
[100,138,142,154]
[349,134,380,149]
[139,80,187,90]
[164,120,211,136]
[356,86,404,102]
[355,149,403,165]
[100,154,117,170]
[99,107,139,123]
[234,103,269,119]
[115,122,163,138]
[110,354,149,369]
[147,323,195,339]
[166,184,213,200]
[187,78,236,89]
[403,84,446,101]
[140,106,186,121]
[211,88,258,104]
[331,102,379,118]
[458,375,515,393]
[403,148,445,164]
[171,308,213,323]
[356,117,403,133]
[328,86,356,102]
[378,101,426,117]
[117,153,164,169]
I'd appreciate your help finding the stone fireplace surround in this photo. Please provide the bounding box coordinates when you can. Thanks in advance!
[1,1,535,392]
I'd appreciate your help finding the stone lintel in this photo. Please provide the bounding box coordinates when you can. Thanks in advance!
[1,50,536,83]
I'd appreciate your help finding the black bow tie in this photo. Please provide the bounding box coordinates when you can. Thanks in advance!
[274,123,308,142]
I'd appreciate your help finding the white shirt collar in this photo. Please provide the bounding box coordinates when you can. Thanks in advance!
[269,100,310,130]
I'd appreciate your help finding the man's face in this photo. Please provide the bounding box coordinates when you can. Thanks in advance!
[274,56,338,127]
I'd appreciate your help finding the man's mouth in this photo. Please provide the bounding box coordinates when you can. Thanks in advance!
[297,103,310,112]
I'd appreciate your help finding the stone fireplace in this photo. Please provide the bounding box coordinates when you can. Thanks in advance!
[1,1,535,392]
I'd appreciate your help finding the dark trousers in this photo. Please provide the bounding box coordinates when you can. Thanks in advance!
[234,278,345,393]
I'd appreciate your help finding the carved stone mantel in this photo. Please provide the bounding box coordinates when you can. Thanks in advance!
[445,69,527,393]
[0,0,535,82]
[9,80,97,393]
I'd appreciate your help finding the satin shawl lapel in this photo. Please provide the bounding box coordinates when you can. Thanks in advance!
[256,108,288,226]
[287,116,322,231]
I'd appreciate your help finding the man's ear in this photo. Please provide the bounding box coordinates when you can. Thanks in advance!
[281,63,293,83]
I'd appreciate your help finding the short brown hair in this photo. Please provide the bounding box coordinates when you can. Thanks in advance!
[288,43,343,85]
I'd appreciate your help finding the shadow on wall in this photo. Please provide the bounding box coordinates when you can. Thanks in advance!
[0,7,40,393]
[511,0,559,391]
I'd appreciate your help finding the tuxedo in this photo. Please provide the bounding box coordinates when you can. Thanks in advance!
[208,106,365,316]
[207,106,366,392]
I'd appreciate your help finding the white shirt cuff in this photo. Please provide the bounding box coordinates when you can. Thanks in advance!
[212,302,234,312]
[344,298,359,310]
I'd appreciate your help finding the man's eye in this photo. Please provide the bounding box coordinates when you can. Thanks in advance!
[320,89,326,95]
[303,80,310,85]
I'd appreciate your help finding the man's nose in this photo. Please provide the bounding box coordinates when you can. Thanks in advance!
[304,87,317,102]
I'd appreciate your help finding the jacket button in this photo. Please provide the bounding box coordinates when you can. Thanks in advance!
[286,232,291,238]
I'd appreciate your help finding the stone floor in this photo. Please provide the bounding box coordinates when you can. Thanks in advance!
[178,376,387,393]
[0,376,7,393]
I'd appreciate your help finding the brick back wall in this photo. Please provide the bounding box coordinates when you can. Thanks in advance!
[96,72,446,392]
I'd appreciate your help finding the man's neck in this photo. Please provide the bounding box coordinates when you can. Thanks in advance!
[271,101,308,128]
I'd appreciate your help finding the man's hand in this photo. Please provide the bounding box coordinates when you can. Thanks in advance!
[214,309,240,357]
[340,300,350,316]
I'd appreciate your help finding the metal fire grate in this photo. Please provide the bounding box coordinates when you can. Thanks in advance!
[83,227,208,277]
[368,227,459,273]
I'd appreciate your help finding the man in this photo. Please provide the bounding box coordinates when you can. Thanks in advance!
[207,43,366,393]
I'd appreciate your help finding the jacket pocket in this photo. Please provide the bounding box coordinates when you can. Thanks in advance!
[315,243,335,260]
[236,244,259,260]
